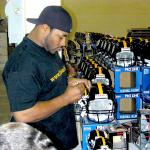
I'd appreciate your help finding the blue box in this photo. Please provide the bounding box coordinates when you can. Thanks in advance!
[111,66,141,93]
[141,67,150,94]
[81,121,113,150]
[140,93,150,105]
[114,93,141,119]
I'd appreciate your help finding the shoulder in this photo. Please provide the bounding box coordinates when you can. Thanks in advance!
[7,46,39,72]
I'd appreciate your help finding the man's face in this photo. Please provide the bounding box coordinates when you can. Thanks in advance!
[44,28,68,54]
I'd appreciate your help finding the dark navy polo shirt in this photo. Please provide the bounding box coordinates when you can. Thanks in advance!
[2,37,78,150]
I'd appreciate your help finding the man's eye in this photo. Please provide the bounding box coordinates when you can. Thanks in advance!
[58,35,63,40]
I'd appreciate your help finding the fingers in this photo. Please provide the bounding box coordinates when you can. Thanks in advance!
[77,79,92,92]
[76,83,86,94]
[64,83,86,104]
[86,80,92,91]
[68,78,92,91]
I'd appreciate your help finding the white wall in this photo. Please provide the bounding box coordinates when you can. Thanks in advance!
[5,0,61,44]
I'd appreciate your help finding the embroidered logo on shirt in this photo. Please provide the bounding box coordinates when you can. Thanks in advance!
[50,66,66,82]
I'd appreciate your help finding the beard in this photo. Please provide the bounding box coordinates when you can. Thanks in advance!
[44,32,63,54]
[44,36,55,54]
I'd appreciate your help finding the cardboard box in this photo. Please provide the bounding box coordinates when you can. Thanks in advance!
[114,93,141,119]
[108,67,141,93]
[81,122,113,150]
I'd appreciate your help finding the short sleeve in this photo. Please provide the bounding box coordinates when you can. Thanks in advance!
[6,71,41,112]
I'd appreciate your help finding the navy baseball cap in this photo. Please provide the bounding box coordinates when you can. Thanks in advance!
[27,6,72,33]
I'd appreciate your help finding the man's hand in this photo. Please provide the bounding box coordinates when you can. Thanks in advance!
[68,77,91,91]
[63,83,86,104]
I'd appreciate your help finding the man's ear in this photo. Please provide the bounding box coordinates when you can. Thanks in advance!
[41,24,51,33]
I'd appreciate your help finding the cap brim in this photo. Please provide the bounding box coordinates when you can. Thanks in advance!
[26,18,40,24]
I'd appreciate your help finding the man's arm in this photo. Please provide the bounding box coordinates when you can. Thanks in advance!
[13,83,86,123]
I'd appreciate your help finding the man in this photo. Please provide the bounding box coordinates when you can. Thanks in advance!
[3,6,91,150]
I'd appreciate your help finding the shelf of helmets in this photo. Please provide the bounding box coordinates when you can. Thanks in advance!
[75,57,140,150]
[64,32,150,150]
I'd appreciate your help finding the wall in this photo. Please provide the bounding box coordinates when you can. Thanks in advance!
[1,0,150,37]
[62,0,150,38]
[0,0,6,19]
[5,0,61,44]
